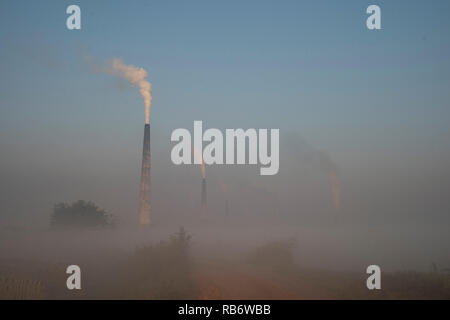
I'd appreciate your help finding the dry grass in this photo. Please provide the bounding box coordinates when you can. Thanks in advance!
[382,271,450,299]
[0,276,46,299]
[1,234,450,299]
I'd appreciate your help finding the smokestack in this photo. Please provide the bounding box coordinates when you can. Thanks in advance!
[94,57,153,224]
[201,177,206,217]
[318,151,341,212]
[200,158,207,217]
[139,124,151,225]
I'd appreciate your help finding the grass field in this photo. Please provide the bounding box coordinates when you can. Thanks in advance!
[1,227,449,300]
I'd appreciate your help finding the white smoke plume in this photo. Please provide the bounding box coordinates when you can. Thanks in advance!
[108,58,152,124]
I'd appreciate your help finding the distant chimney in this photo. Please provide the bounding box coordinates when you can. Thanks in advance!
[201,177,206,217]
[139,124,151,225]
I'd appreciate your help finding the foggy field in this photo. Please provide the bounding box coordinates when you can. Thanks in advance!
[2,0,450,304]
[1,223,449,299]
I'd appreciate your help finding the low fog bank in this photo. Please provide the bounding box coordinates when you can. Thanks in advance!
[1,128,450,286]
[2,129,450,229]
[1,222,449,273]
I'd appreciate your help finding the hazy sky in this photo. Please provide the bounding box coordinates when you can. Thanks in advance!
[1,0,450,226]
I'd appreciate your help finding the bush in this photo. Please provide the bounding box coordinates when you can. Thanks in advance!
[50,200,112,228]
[127,227,197,299]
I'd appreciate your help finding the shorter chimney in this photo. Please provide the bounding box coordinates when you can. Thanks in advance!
[201,177,206,217]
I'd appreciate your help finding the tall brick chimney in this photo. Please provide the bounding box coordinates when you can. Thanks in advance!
[139,124,151,225]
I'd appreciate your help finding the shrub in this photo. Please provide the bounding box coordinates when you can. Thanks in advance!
[127,227,197,299]
[50,200,112,228]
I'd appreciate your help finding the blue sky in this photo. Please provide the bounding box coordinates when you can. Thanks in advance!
[1,0,450,153]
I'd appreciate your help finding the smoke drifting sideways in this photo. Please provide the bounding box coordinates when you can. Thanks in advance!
[105,58,152,124]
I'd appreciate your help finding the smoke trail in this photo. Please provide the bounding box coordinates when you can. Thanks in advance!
[108,58,152,124]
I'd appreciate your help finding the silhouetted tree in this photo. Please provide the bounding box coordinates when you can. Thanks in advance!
[50,200,112,228]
